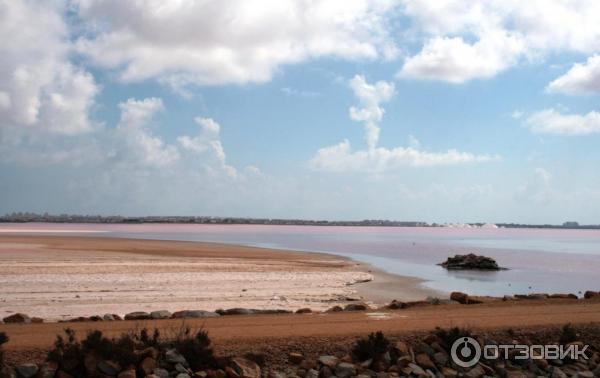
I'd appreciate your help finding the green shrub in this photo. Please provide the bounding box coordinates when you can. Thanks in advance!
[435,327,472,349]
[0,332,8,366]
[559,323,578,344]
[351,331,391,362]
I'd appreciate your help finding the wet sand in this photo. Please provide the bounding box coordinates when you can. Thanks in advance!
[0,235,437,321]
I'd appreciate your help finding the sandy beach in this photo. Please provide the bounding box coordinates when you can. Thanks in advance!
[0,235,437,321]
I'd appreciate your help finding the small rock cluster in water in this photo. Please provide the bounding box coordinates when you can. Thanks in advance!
[439,253,504,270]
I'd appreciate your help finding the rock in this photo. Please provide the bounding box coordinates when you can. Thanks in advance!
[325,306,343,313]
[551,367,567,378]
[407,363,426,377]
[177,374,191,378]
[415,353,436,371]
[463,365,485,378]
[305,369,319,378]
[103,314,116,321]
[514,293,548,300]
[124,311,151,320]
[578,371,594,378]
[343,303,368,311]
[439,253,503,270]
[267,371,286,378]
[15,364,39,378]
[505,371,527,378]
[97,360,121,376]
[176,363,190,374]
[3,313,31,323]
[549,293,578,299]
[397,356,412,368]
[195,372,208,378]
[172,310,220,318]
[432,352,448,367]
[149,310,172,319]
[450,292,469,304]
[441,367,457,377]
[117,369,136,378]
[153,368,170,378]
[30,317,44,323]
[231,358,260,378]
[140,357,157,375]
[335,362,356,378]
[0,366,16,378]
[584,291,600,299]
[37,362,58,378]
[318,356,340,369]
[289,352,304,364]
[386,300,407,310]
[216,308,289,316]
[165,349,187,364]
[55,371,73,378]
[295,308,312,314]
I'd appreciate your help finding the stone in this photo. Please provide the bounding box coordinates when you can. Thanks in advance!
[103,314,116,321]
[231,357,261,378]
[407,363,426,377]
[463,365,484,378]
[176,363,190,374]
[432,352,448,367]
[3,313,31,323]
[505,371,527,378]
[305,369,319,378]
[320,366,334,378]
[177,374,191,378]
[584,291,600,299]
[267,371,286,378]
[117,369,136,378]
[165,349,187,364]
[343,303,368,311]
[140,357,157,375]
[97,360,121,376]
[153,368,170,378]
[439,253,503,270]
[395,341,411,356]
[549,293,578,299]
[195,372,208,378]
[31,317,44,323]
[450,292,469,304]
[440,367,457,377]
[318,356,340,369]
[295,308,312,314]
[415,353,436,371]
[386,300,407,310]
[325,306,343,313]
[551,367,567,378]
[397,356,412,368]
[150,310,172,319]
[0,366,16,378]
[172,310,220,318]
[289,352,304,364]
[124,311,151,320]
[335,362,356,378]
[55,371,73,378]
[15,364,39,378]
[577,371,594,378]
[36,362,58,378]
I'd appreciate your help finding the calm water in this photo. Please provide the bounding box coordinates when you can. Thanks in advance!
[2,223,600,297]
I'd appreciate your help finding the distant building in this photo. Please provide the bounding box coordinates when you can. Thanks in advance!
[562,221,579,228]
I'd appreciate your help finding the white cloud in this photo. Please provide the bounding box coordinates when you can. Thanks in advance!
[73,0,399,89]
[116,98,180,167]
[311,139,499,172]
[547,55,600,94]
[399,0,600,83]
[348,75,395,150]
[525,109,600,135]
[311,75,499,172]
[0,0,99,135]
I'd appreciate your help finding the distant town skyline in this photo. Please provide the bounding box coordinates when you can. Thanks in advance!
[1,1,600,224]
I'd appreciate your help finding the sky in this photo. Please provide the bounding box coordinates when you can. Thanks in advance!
[1,0,600,224]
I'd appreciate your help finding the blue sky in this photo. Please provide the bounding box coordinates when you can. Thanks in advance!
[1,1,600,224]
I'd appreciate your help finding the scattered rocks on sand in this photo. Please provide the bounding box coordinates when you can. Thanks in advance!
[124,311,151,320]
[343,303,369,311]
[439,253,504,270]
[171,310,219,319]
[3,313,31,324]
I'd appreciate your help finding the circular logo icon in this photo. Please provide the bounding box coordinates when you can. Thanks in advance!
[450,337,481,368]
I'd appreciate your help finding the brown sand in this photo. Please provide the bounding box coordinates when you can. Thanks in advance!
[0,235,437,321]
[2,299,600,351]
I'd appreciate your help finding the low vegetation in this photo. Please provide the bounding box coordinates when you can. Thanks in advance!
[351,331,391,362]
